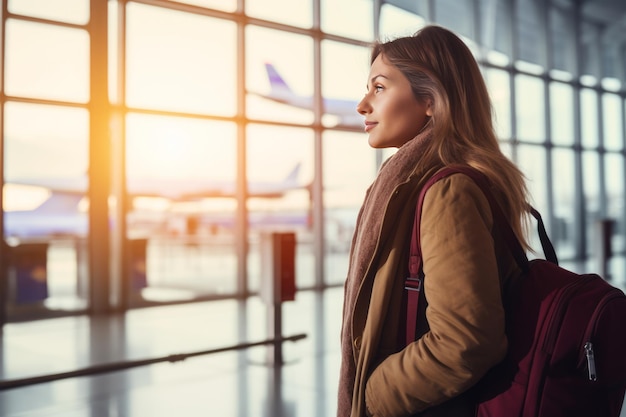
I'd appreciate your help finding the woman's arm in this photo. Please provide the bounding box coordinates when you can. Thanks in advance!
[365,174,507,416]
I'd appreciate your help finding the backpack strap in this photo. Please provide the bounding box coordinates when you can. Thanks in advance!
[404,165,558,346]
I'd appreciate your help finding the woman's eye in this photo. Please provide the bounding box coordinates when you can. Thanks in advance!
[374,85,384,92]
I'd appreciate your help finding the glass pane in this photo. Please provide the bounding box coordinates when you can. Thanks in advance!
[499,141,513,159]
[580,88,599,148]
[515,74,545,143]
[434,0,473,39]
[321,0,373,41]
[604,154,624,254]
[582,151,600,258]
[321,41,368,129]
[170,0,236,12]
[550,82,574,146]
[516,0,545,68]
[5,20,89,102]
[601,35,622,84]
[8,0,89,25]
[246,125,314,290]
[581,22,601,80]
[323,130,377,285]
[246,0,312,28]
[485,68,512,140]
[551,148,576,258]
[4,102,89,313]
[246,26,314,125]
[126,113,238,302]
[126,3,236,115]
[602,93,623,151]
[517,145,548,251]
[479,0,512,64]
[380,4,426,39]
[549,5,575,74]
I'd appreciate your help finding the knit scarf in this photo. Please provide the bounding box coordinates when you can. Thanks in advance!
[337,127,434,417]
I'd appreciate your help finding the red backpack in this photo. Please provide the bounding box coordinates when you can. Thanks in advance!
[405,165,626,417]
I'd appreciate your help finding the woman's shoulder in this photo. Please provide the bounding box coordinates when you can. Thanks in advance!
[421,168,494,220]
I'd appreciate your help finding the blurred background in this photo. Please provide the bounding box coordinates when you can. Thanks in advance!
[2,0,626,320]
[0,0,625,416]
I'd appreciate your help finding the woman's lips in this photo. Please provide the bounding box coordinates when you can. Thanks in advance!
[364,121,377,132]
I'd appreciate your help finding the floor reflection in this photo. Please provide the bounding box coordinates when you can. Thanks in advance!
[0,288,343,417]
[2,257,624,417]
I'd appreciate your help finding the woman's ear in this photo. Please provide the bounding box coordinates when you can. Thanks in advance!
[425,100,433,117]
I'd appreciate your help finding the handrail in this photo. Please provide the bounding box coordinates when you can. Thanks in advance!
[0,333,307,390]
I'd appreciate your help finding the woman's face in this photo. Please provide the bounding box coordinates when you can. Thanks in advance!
[357,54,432,148]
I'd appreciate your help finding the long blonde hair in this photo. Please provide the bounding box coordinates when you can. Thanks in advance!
[372,25,531,250]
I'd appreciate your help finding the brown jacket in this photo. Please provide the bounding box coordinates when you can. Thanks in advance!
[342,168,522,417]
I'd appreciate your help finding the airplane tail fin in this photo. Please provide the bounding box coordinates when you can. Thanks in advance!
[283,162,301,185]
[265,63,293,95]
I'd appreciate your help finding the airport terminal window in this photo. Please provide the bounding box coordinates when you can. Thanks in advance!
[246,124,314,290]
[3,0,626,323]
[3,102,89,313]
[8,0,89,25]
[321,0,373,41]
[485,68,512,140]
[515,74,546,143]
[517,145,549,246]
[604,154,625,253]
[379,4,426,39]
[582,151,601,257]
[245,25,314,126]
[499,142,513,160]
[551,148,577,258]
[321,40,368,129]
[169,0,237,12]
[516,0,546,69]
[550,82,575,146]
[125,3,237,116]
[434,0,473,40]
[549,5,576,75]
[322,130,377,286]
[581,22,602,81]
[580,88,600,148]
[479,0,512,65]
[4,103,89,180]
[602,93,624,151]
[5,19,89,103]
[246,0,312,28]
[125,114,238,300]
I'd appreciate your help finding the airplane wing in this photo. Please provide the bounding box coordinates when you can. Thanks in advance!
[6,163,304,202]
[3,163,306,239]
[5,177,87,195]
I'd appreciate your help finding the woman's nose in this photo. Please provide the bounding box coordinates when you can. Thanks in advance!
[357,96,369,115]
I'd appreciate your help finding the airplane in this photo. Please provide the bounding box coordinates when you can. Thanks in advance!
[3,163,308,240]
[126,162,304,200]
[4,189,87,240]
[256,63,365,129]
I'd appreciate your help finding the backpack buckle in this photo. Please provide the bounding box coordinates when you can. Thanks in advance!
[405,276,422,292]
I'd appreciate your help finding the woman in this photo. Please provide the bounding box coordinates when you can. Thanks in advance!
[338,25,531,417]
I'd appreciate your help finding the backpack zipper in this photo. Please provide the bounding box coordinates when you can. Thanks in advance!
[584,342,597,381]
[578,289,623,381]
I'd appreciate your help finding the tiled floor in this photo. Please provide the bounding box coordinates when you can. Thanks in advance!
[0,288,344,417]
[2,271,626,417]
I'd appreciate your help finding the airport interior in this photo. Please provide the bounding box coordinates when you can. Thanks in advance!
[1,0,626,415]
